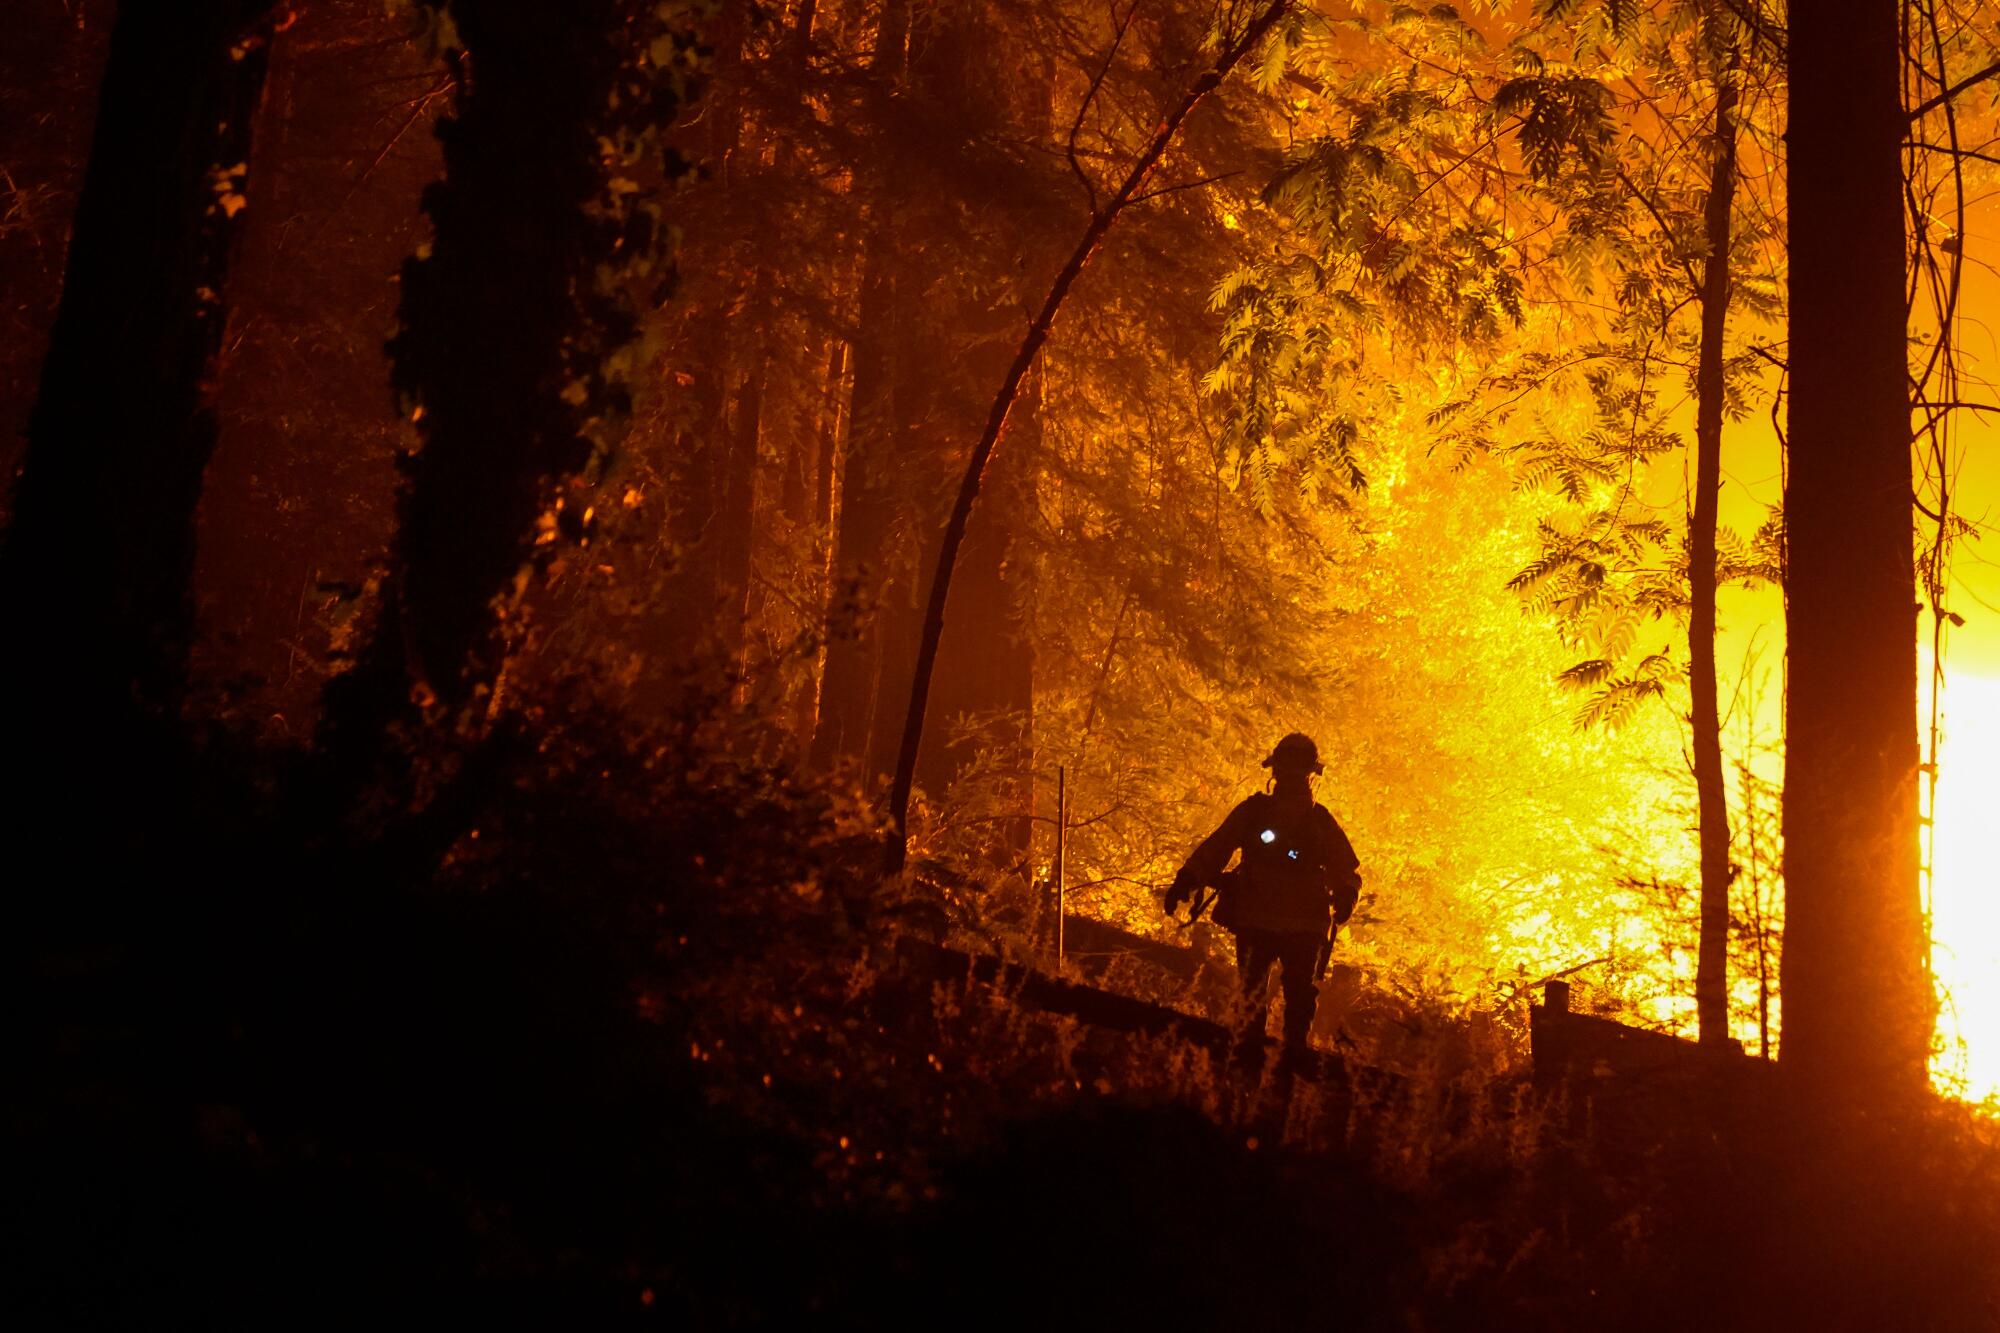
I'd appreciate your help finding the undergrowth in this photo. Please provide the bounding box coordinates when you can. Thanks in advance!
[18,678,2000,1329]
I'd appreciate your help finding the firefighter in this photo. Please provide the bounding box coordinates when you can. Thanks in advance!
[1163,733,1362,1061]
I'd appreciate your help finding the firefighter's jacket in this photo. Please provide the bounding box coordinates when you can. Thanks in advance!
[1177,792,1361,935]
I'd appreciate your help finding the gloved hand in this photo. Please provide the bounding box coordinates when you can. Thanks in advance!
[1163,873,1195,916]
[1332,869,1361,928]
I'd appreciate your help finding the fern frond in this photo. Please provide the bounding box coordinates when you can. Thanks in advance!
[1507,552,1570,592]
[1559,658,1615,688]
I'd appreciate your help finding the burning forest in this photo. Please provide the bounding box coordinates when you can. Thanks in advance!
[9,0,2000,1325]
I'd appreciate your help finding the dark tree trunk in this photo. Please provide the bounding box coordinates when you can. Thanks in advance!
[1691,56,1739,1046]
[691,7,759,666]
[6,7,279,1277]
[2,0,278,741]
[320,1,697,773]
[1782,0,1933,1091]
[0,2,112,499]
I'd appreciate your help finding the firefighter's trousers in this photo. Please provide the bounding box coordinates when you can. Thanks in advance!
[1232,925,1320,1050]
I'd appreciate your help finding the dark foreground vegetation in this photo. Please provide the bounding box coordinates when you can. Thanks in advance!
[16,687,2000,1327]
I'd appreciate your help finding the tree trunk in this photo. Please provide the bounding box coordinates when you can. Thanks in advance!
[716,333,766,669]
[694,7,760,669]
[320,1,697,766]
[792,337,847,750]
[2,0,278,738]
[1782,0,1933,1092]
[810,219,902,769]
[1691,54,1739,1046]
[810,0,913,772]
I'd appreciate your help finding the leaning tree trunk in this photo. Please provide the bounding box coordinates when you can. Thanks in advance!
[1782,0,1933,1093]
[1690,54,1739,1046]
[884,0,1294,872]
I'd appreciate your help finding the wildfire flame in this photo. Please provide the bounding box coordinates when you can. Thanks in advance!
[1931,674,2000,1103]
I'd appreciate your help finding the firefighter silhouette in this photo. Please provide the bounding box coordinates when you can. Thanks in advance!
[1165,733,1362,1060]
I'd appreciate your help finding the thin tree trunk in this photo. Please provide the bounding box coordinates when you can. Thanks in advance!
[717,335,766,669]
[884,0,1294,872]
[810,227,900,768]
[780,335,824,527]
[654,7,750,664]
[811,0,912,772]
[705,7,760,671]
[1691,54,1739,1046]
[1782,0,1933,1093]
[793,338,847,751]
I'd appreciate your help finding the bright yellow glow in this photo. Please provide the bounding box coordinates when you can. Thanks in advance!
[1931,674,2000,1103]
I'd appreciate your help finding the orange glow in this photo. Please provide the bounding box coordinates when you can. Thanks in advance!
[1931,675,2000,1104]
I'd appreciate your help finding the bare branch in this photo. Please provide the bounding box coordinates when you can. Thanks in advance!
[1908,57,2000,122]
[1907,139,2000,170]
[1129,168,1244,204]
[1067,0,1143,217]
[1615,165,1703,293]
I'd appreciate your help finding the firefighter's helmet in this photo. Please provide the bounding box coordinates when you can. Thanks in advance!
[1261,732,1324,775]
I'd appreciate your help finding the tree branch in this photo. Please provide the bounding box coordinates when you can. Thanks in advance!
[1907,139,2000,170]
[1067,0,1142,217]
[1615,165,1702,292]
[1908,57,2000,121]
[1711,0,1787,63]
[1129,168,1243,204]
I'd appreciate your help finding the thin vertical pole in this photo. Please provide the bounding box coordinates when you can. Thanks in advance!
[1054,766,1066,970]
